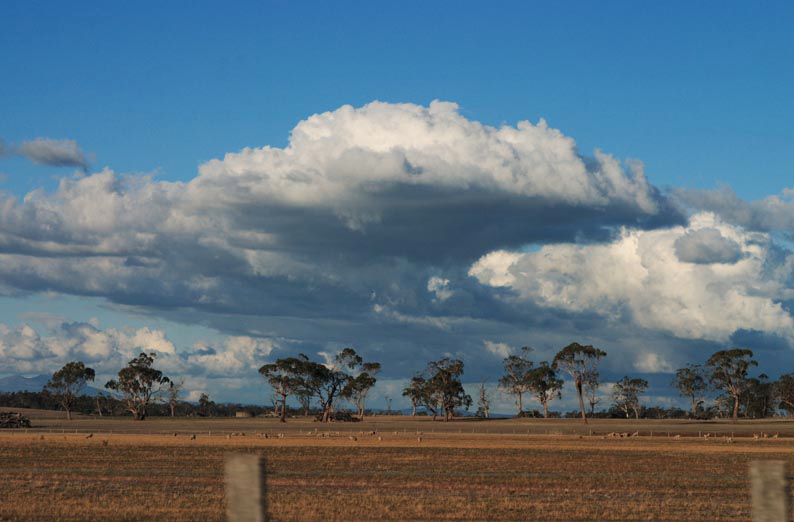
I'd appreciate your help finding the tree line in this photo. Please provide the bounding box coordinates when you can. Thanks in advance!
[19,342,794,423]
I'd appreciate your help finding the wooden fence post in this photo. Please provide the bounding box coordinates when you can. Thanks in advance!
[749,460,788,522]
[225,453,267,522]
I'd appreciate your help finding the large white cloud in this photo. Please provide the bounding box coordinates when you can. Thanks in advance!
[470,212,794,344]
[0,101,678,322]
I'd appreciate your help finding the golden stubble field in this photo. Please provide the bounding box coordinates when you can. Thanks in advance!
[2,412,794,521]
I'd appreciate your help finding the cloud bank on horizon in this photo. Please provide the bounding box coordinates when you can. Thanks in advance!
[0,100,792,405]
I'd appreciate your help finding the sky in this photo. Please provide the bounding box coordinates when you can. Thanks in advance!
[1,1,793,412]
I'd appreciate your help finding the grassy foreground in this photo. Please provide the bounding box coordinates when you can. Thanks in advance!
[2,414,794,520]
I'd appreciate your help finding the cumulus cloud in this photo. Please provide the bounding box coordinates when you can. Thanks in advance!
[0,319,279,401]
[484,340,511,358]
[470,212,794,344]
[3,138,91,171]
[676,185,794,238]
[674,227,743,264]
[427,276,453,301]
[0,101,680,323]
[13,102,786,400]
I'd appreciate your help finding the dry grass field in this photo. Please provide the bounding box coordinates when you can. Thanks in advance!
[2,410,794,521]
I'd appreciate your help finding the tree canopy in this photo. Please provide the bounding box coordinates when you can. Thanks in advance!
[498,346,534,416]
[526,362,563,418]
[105,352,170,421]
[612,376,649,419]
[705,349,757,422]
[45,361,95,421]
[552,342,606,424]
[672,364,707,417]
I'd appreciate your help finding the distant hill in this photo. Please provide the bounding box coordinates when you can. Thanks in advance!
[0,374,106,396]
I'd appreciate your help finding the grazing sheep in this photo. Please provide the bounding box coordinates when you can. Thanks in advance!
[349,435,357,441]
[417,437,422,443]
[772,433,779,439]
[673,434,681,440]
[725,437,734,444]
[753,434,760,441]
[377,436,382,442]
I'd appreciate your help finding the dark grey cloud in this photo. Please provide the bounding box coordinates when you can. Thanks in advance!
[674,227,743,264]
[675,185,794,238]
[18,138,90,170]
[0,137,90,171]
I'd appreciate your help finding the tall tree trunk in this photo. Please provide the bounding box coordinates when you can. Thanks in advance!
[66,408,72,421]
[96,396,103,417]
[280,393,287,422]
[411,401,416,417]
[542,400,549,419]
[517,392,523,416]
[691,395,697,416]
[170,402,175,417]
[732,394,740,422]
[576,379,587,424]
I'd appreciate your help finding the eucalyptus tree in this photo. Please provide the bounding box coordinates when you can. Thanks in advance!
[297,348,379,422]
[45,361,95,420]
[743,374,775,419]
[259,356,307,422]
[166,379,184,417]
[105,352,170,420]
[776,374,794,416]
[706,349,757,422]
[612,376,649,419]
[552,342,607,424]
[402,375,431,417]
[584,370,601,415]
[498,346,533,416]
[526,362,564,418]
[425,357,472,421]
[347,362,381,419]
[476,382,492,419]
[672,364,707,417]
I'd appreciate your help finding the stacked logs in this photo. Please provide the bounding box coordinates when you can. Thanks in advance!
[0,411,31,428]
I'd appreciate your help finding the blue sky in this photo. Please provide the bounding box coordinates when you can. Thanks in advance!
[1,2,793,410]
